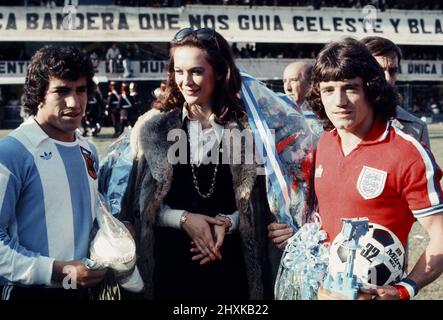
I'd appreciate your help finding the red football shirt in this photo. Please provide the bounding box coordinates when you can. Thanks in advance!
[314,118,443,246]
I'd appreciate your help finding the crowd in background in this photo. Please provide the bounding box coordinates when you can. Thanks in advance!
[1,42,441,62]
[411,95,443,115]
[1,76,442,132]
[4,0,442,10]
[0,42,164,64]
[81,80,160,137]
[232,43,443,61]
[1,38,443,130]
[0,80,162,132]
[2,0,443,10]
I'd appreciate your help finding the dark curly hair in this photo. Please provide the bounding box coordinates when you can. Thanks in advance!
[307,38,399,130]
[154,29,246,123]
[22,47,95,116]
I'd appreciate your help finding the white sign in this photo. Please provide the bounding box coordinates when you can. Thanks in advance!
[399,60,443,81]
[0,5,442,45]
[1,59,443,83]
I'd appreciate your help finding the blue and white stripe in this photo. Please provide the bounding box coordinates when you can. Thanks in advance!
[241,72,295,230]
[1,285,12,300]
[393,126,443,217]
[411,203,443,217]
[0,118,98,287]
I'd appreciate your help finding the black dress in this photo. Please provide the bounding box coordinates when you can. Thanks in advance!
[153,123,249,300]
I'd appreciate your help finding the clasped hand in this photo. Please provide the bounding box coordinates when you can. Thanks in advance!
[181,212,230,265]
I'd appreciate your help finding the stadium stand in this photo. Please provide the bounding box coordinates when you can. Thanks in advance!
[0,1,441,128]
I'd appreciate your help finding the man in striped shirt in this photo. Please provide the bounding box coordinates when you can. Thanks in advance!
[309,38,443,300]
[0,47,107,300]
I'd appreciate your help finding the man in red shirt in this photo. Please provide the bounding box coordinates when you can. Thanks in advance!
[308,38,443,300]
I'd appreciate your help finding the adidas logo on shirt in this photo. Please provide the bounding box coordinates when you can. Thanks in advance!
[40,152,52,160]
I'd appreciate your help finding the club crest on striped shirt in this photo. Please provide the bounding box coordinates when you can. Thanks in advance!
[80,146,97,180]
[357,166,387,200]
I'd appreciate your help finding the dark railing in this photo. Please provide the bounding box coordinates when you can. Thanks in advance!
[3,0,442,10]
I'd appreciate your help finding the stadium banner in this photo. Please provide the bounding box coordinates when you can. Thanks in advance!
[0,5,442,44]
[1,59,442,83]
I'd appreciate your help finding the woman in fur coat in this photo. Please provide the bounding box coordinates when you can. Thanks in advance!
[120,28,274,300]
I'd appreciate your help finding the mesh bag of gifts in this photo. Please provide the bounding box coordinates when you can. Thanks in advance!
[88,193,144,297]
[98,129,133,216]
[274,217,329,300]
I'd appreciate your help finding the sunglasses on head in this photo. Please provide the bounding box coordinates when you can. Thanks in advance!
[172,28,220,51]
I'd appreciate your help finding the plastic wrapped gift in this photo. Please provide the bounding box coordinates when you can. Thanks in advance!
[90,194,135,271]
[240,72,322,230]
[89,194,144,293]
[274,219,329,300]
[98,130,133,216]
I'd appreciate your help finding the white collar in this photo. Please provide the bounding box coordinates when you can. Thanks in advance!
[17,117,84,147]
[182,106,224,142]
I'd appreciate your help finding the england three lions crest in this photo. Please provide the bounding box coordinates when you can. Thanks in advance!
[357,166,387,200]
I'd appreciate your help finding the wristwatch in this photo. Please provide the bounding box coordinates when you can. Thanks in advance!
[217,214,232,233]
[180,211,188,228]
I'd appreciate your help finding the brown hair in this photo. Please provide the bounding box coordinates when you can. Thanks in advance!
[307,38,399,130]
[154,29,246,123]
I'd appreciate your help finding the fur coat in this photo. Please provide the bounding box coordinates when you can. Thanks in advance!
[120,108,274,299]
